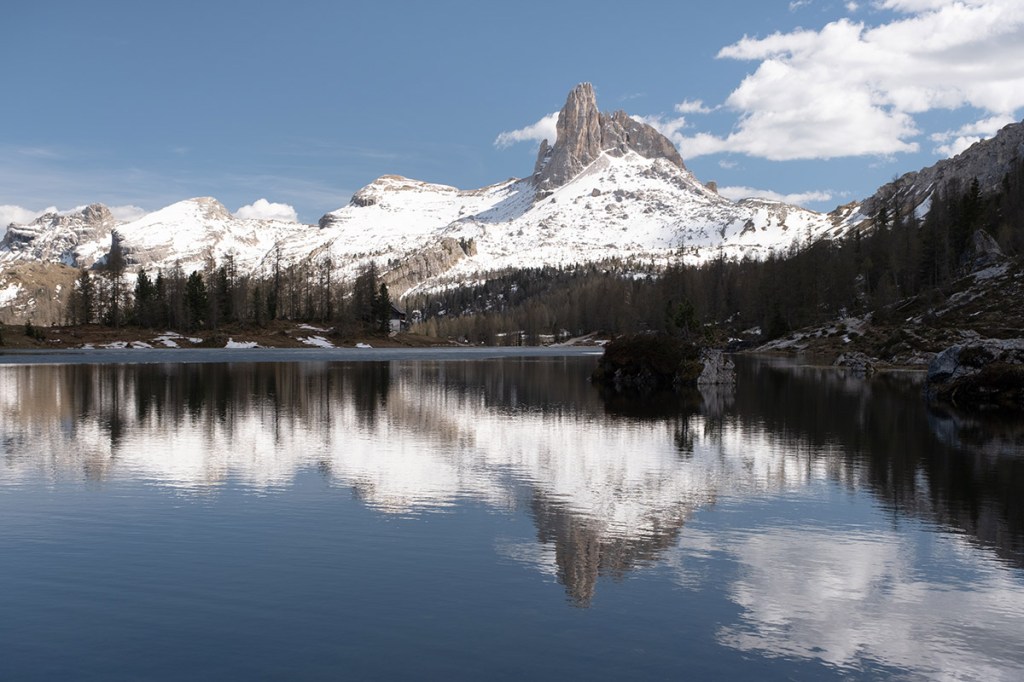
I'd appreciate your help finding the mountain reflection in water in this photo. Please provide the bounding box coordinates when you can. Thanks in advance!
[2,356,1023,678]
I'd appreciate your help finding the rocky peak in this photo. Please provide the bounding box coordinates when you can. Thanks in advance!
[189,197,233,221]
[533,83,686,193]
[26,203,115,230]
[79,203,115,227]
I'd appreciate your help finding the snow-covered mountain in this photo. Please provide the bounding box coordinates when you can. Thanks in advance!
[0,83,890,323]
[311,83,851,294]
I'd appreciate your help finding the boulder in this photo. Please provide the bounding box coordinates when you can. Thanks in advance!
[697,348,736,386]
[833,351,876,375]
[962,229,1006,271]
[925,339,1024,411]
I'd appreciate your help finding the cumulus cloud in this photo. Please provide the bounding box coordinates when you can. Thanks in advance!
[677,0,1024,161]
[494,112,559,149]
[0,205,52,228]
[108,205,149,222]
[718,185,835,205]
[674,99,713,115]
[234,198,299,222]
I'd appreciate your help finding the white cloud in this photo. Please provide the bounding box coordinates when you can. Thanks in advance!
[718,159,739,169]
[846,1,860,11]
[718,185,835,205]
[0,205,53,228]
[678,1,1024,161]
[494,112,559,149]
[789,0,813,10]
[108,205,149,222]
[674,99,713,115]
[234,198,299,222]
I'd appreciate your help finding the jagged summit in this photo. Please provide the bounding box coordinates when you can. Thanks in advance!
[0,203,118,267]
[533,83,686,193]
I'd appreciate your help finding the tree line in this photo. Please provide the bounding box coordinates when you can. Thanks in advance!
[412,158,1024,344]
[59,157,1023,344]
[65,246,395,335]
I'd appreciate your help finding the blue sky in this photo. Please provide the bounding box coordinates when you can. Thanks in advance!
[3,0,1023,225]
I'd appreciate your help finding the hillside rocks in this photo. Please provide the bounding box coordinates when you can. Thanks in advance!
[833,351,876,375]
[592,334,734,393]
[379,237,476,295]
[862,118,1024,222]
[925,339,1024,411]
[0,261,78,325]
[963,229,1005,270]
[533,83,686,193]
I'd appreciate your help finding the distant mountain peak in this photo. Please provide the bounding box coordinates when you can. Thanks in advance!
[533,83,686,193]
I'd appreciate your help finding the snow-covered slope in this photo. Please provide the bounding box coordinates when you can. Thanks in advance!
[1,84,856,322]
[112,197,309,273]
[310,151,840,295]
[306,84,844,294]
[1,197,313,275]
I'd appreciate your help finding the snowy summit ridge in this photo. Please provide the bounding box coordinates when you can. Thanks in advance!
[315,83,842,295]
[532,82,686,193]
[2,83,851,322]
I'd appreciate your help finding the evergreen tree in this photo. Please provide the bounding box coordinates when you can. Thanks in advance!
[185,270,208,330]
[133,269,158,327]
[70,268,96,325]
[101,239,129,327]
[375,282,392,333]
[154,271,169,328]
[351,262,379,326]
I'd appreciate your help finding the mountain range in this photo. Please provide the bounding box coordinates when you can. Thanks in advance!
[2,83,1022,325]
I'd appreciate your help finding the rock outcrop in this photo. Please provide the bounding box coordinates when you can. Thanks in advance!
[833,351,877,375]
[963,229,1006,271]
[1,203,116,267]
[861,118,1024,221]
[379,237,476,295]
[925,339,1024,410]
[696,349,736,386]
[591,334,734,393]
[533,83,686,194]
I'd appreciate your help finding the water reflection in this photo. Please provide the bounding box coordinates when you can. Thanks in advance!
[2,356,1024,676]
[683,525,1024,679]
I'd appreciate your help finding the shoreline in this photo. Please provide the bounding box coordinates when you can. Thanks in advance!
[0,345,605,366]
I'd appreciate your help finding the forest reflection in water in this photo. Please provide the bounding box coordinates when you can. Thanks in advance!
[2,355,1023,679]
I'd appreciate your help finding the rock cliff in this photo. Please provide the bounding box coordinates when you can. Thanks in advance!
[862,118,1024,221]
[533,83,686,193]
[1,203,116,267]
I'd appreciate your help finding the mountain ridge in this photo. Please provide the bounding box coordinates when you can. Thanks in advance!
[3,84,1023,326]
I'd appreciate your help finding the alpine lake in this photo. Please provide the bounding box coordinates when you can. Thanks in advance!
[1,348,1022,680]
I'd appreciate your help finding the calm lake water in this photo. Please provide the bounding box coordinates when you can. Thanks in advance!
[1,353,1022,680]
